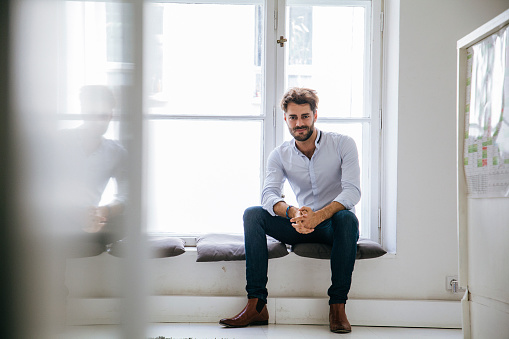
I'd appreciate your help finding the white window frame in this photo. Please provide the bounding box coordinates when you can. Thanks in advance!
[269,0,382,241]
[61,0,383,242]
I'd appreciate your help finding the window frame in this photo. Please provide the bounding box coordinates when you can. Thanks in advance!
[146,0,383,241]
[61,0,383,242]
[272,0,382,241]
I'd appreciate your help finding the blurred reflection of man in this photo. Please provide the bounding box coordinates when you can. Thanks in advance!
[60,85,128,253]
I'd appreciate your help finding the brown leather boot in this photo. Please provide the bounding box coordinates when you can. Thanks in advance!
[329,303,352,333]
[219,298,269,328]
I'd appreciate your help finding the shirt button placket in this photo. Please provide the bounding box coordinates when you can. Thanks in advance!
[309,158,318,211]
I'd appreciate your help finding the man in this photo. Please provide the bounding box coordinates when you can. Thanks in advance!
[59,85,128,251]
[219,88,361,334]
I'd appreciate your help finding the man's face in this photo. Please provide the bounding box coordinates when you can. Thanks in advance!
[284,102,317,142]
[81,101,113,137]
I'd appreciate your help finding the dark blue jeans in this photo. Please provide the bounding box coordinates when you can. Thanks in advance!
[244,206,359,305]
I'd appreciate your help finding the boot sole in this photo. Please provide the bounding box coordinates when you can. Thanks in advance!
[219,320,268,328]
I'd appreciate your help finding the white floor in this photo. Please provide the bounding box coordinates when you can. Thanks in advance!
[62,323,463,339]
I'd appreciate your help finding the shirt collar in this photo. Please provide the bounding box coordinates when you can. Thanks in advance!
[291,128,322,153]
[315,129,322,147]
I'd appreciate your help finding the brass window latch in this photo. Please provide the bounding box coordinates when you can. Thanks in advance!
[277,36,287,47]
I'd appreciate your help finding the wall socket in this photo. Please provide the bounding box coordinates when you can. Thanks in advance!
[446,275,465,293]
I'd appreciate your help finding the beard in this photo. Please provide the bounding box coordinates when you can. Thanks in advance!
[289,123,315,142]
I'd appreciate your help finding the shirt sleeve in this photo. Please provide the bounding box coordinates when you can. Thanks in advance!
[261,149,286,216]
[112,144,129,205]
[333,136,361,210]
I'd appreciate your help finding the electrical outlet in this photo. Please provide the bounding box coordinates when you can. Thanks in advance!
[446,276,457,291]
[446,275,465,293]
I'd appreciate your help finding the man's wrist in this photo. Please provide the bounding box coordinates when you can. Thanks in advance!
[316,202,343,223]
[287,205,298,219]
[314,209,328,224]
[286,205,293,219]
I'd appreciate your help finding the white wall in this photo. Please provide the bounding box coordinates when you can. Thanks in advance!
[384,0,508,301]
[65,1,509,307]
[468,198,509,338]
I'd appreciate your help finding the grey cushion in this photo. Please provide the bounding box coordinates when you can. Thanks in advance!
[64,241,106,258]
[356,238,387,259]
[108,237,185,258]
[292,238,386,260]
[196,233,288,262]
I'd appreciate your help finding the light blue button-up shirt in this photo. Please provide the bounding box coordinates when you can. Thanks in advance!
[261,129,361,216]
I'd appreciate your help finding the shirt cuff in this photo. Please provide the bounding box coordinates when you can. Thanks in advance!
[263,197,285,216]
[334,197,353,211]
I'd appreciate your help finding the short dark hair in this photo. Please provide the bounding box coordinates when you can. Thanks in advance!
[280,87,319,113]
[79,85,116,108]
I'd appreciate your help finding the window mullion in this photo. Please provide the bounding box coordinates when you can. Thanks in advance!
[263,0,278,187]
[371,0,382,241]
[274,0,287,148]
[144,114,266,121]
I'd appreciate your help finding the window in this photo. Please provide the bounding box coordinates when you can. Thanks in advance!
[62,0,382,240]
[281,1,381,240]
[61,1,131,206]
[143,2,265,235]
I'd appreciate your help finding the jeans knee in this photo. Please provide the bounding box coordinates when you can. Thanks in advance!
[331,210,359,239]
[243,206,265,221]
[243,206,267,232]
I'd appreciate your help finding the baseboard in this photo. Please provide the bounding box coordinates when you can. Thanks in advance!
[67,296,462,328]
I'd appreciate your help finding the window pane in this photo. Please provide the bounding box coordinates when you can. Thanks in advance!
[62,2,132,219]
[146,120,263,234]
[146,2,264,116]
[286,4,367,118]
[283,122,369,237]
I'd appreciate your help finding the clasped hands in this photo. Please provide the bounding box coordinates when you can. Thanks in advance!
[290,206,321,234]
[83,206,109,233]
